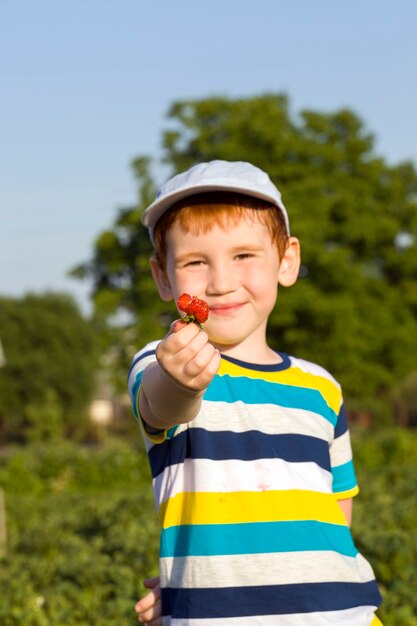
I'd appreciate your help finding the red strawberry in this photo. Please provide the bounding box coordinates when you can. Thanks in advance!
[188,297,209,323]
[177,293,193,313]
[177,293,210,327]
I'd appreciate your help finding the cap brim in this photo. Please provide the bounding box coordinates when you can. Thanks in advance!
[142,181,289,235]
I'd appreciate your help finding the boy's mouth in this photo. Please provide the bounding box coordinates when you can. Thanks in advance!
[209,302,246,316]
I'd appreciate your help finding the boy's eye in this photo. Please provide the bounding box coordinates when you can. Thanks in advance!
[185,260,205,267]
[235,253,254,260]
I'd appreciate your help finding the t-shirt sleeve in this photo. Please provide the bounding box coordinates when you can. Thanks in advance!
[329,402,359,499]
[127,341,171,445]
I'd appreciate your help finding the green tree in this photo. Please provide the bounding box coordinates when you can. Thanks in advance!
[73,94,417,412]
[0,293,99,442]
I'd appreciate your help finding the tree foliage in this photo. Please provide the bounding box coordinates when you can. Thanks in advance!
[0,293,99,442]
[72,94,417,411]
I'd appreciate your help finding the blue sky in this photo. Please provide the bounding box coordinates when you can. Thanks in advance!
[1,0,417,314]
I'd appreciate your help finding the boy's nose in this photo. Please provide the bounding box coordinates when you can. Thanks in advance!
[206,264,237,295]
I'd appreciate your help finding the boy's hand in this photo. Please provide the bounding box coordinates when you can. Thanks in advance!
[135,576,161,624]
[139,318,221,430]
[156,319,221,393]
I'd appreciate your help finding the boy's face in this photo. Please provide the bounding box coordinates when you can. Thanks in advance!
[151,212,300,358]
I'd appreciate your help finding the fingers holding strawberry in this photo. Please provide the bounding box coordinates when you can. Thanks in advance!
[156,315,220,393]
[181,334,220,382]
[140,294,218,430]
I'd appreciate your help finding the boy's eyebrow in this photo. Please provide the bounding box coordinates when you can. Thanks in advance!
[174,251,205,264]
[230,244,264,252]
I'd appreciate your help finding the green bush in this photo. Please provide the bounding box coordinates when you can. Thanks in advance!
[0,293,99,443]
[0,429,416,625]
[0,491,159,626]
[0,438,150,495]
[0,439,159,626]
[351,427,417,626]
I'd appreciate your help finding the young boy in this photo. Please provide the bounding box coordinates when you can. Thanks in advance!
[128,160,383,625]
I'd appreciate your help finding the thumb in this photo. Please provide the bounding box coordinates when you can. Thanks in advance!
[169,318,188,334]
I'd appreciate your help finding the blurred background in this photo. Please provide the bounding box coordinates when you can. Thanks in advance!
[1,2,416,624]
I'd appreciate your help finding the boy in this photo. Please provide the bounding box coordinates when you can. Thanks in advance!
[128,160,383,625]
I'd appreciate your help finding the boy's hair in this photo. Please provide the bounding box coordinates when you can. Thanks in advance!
[153,191,289,269]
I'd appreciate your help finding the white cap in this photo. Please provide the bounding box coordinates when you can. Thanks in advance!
[142,160,290,242]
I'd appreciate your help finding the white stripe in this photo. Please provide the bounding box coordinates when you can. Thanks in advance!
[146,400,334,448]
[162,551,376,588]
[153,457,333,505]
[289,356,341,389]
[169,606,379,626]
[195,400,334,440]
[330,430,354,467]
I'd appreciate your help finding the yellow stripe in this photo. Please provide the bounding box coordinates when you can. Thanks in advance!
[371,615,384,626]
[139,416,167,443]
[334,485,360,500]
[218,360,341,414]
[160,490,347,529]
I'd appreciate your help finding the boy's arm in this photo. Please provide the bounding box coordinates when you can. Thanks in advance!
[139,319,221,431]
[337,498,353,526]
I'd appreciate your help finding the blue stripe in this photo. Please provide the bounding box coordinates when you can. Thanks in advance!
[205,375,338,426]
[332,460,358,494]
[148,428,330,478]
[334,403,348,437]
[162,580,382,618]
[221,351,291,371]
[160,520,358,558]
[130,371,144,419]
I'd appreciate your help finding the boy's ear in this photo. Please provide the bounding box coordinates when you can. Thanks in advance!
[149,256,174,302]
[278,237,301,287]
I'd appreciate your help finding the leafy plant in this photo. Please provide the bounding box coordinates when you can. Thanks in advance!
[0,430,416,625]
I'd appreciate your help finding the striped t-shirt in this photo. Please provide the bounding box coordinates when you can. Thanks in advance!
[128,342,382,625]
